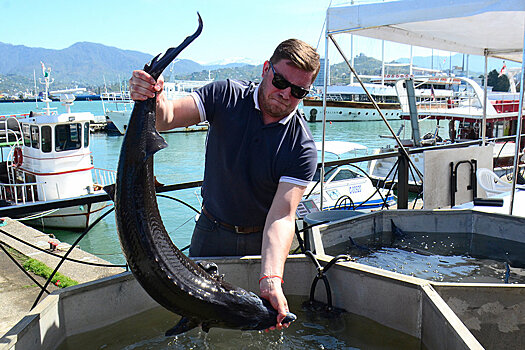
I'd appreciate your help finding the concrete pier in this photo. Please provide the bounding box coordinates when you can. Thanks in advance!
[0,218,124,337]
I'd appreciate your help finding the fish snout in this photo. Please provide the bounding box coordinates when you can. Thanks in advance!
[281,312,297,325]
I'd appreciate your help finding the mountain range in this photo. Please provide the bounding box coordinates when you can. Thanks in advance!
[0,41,251,91]
[0,41,515,95]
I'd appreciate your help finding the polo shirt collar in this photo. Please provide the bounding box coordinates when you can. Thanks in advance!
[254,85,297,125]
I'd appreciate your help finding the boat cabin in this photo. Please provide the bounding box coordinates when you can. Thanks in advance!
[0,111,95,205]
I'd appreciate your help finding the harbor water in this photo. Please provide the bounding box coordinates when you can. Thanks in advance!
[0,100,439,264]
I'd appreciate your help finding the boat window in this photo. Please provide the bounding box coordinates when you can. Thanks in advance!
[312,166,336,182]
[332,169,359,181]
[41,126,52,153]
[84,122,89,148]
[30,125,39,149]
[55,123,82,152]
[22,124,31,147]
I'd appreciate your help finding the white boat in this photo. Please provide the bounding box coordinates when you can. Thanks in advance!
[368,72,523,187]
[396,75,522,139]
[0,64,115,230]
[306,141,396,210]
[102,80,210,135]
[302,83,402,122]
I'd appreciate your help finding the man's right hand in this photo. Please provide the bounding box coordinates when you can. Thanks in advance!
[129,70,171,125]
[128,69,202,130]
[129,70,164,101]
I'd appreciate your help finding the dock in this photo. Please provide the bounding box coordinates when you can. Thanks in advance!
[0,218,125,337]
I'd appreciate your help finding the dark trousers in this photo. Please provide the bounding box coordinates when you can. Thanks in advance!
[189,213,263,257]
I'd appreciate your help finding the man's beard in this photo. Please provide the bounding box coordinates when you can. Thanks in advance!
[258,80,295,119]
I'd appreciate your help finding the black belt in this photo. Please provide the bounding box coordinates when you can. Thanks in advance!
[201,207,264,234]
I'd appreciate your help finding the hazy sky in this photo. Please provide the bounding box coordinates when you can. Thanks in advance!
[2,0,331,64]
[1,0,516,70]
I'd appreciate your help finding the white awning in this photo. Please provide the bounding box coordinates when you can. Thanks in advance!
[327,0,525,62]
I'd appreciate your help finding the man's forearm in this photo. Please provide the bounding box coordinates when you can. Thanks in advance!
[155,95,201,131]
[260,215,295,279]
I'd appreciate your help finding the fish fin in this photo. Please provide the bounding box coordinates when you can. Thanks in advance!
[348,236,370,252]
[201,322,211,333]
[145,130,168,161]
[103,184,115,202]
[154,176,164,187]
[196,261,224,282]
[165,317,199,337]
[391,219,406,238]
[197,261,219,276]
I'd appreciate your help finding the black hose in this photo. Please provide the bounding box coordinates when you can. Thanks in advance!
[303,251,350,311]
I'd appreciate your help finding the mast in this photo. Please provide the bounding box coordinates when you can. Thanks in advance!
[39,62,54,115]
[33,69,38,107]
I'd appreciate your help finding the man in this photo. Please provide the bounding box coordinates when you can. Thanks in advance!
[129,39,319,330]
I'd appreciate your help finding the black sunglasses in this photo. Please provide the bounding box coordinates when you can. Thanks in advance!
[269,61,310,99]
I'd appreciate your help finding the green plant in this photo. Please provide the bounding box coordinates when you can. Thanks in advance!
[22,258,78,288]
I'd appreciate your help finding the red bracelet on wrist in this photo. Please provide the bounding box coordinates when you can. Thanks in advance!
[259,275,284,284]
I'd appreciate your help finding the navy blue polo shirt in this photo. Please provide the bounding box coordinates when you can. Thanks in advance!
[191,79,317,227]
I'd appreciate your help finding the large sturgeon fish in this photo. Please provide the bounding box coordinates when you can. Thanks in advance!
[109,14,296,336]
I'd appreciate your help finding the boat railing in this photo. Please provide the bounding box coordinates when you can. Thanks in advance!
[0,116,24,146]
[101,91,134,114]
[415,89,480,111]
[101,91,131,102]
[0,134,522,218]
[92,168,116,189]
[0,181,46,205]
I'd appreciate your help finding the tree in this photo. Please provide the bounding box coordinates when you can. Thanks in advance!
[487,69,510,92]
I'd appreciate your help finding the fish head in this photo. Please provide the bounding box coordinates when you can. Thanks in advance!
[232,295,297,331]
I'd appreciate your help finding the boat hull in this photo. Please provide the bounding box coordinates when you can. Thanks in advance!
[22,201,111,230]
[106,110,130,135]
[303,99,401,122]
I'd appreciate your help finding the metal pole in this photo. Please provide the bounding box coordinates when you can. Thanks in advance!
[328,34,423,181]
[482,50,488,145]
[320,29,329,210]
[381,40,385,86]
[350,34,354,85]
[449,52,452,76]
[466,54,470,78]
[509,32,525,215]
[397,149,409,209]
[409,46,413,76]
[406,79,421,147]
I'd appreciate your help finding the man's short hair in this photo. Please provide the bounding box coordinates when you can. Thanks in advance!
[270,39,321,83]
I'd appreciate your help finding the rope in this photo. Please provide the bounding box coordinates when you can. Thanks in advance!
[0,242,51,294]
[30,207,121,310]
[0,227,126,268]
[15,209,59,221]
